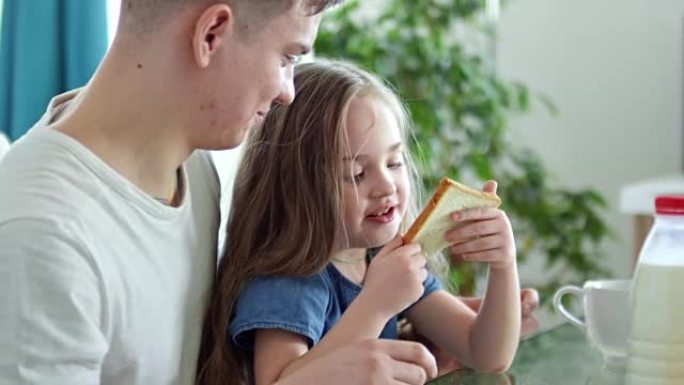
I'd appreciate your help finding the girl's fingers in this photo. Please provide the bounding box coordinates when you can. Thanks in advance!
[482,180,498,194]
[410,253,427,267]
[376,234,406,257]
[449,234,503,255]
[377,237,422,259]
[453,247,505,263]
[445,219,502,244]
[400,244,424,259]
[417,266,428,282]
[450,207,502,222]
[521,288,540,315]
[409,254,428,281]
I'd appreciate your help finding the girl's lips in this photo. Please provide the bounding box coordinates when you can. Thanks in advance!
[365,206,396,224]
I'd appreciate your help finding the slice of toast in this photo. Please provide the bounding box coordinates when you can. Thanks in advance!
[404,178,501,258]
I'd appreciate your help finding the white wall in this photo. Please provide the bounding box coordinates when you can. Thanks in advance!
[497,0,684,278]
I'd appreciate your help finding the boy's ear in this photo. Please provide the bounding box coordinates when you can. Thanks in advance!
[192,4,234,68]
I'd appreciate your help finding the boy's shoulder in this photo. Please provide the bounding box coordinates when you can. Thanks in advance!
[0,127,91,224]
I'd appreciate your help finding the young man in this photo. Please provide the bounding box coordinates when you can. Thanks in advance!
[0,1,441,384]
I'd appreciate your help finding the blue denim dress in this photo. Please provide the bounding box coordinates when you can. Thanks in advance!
[229,252,442,351]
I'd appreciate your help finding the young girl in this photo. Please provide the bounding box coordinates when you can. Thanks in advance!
[198,60,521,385]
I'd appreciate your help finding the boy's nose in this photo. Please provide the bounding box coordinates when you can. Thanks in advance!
[274,69,295,106]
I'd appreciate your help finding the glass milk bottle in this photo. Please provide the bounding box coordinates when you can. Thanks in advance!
[627,195,684,385]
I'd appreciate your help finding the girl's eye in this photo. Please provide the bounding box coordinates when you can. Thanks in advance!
[388,161,404,170]
[344,172,364,184]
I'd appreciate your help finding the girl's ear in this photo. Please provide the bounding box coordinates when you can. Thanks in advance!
[192,4,234,68]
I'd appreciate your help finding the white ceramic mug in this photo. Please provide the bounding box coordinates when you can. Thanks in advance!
[553,279,631,361]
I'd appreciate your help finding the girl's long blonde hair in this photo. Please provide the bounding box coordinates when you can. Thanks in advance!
[196,59,423,385]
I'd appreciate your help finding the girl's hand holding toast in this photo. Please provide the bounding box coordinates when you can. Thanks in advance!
[444,181,516,271]
[361,235,428,319]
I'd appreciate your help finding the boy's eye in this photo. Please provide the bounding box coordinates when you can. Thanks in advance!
[283,54,301,66]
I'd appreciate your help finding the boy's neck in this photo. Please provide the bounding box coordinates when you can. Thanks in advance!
[52,42,192,201]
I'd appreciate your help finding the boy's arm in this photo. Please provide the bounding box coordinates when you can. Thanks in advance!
[0,219,107,384]
[260,333,437,385]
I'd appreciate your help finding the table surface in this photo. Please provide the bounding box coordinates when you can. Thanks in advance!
[427,322,626,385]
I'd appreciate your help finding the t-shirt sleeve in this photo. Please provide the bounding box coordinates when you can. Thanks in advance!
[229,273,330,351]
[0,219,108,384]
[400,271,444,318]
[420,271,442,300]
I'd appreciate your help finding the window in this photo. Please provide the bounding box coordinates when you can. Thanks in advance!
[107,0,121,47]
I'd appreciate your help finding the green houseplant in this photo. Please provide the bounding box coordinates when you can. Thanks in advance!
[315,0,612,301]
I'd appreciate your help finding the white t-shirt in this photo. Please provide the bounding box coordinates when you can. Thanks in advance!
[0,92,220,384]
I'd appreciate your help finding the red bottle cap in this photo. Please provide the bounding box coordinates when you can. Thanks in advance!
[655,195,684,215]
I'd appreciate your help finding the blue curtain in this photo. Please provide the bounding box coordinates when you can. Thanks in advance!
[0,0,108,141]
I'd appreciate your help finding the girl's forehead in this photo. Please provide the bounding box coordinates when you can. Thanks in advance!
[345,96,402,152]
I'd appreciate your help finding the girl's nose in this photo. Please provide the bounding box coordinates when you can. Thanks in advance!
[370,171,397,198]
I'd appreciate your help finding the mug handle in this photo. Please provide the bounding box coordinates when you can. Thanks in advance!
[553,285,585,329]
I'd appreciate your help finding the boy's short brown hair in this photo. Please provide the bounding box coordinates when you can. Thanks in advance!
[119,0,341,35]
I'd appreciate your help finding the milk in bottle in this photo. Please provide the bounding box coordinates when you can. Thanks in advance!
[627,195,684,385]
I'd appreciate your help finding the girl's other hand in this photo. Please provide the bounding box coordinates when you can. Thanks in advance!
[459,287,540,338]
[362,235,427,319]
[444,181,516,271]
[399,288,540,375]
[519,288,540,338]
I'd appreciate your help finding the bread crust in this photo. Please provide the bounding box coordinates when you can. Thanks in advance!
[403,178,501,243]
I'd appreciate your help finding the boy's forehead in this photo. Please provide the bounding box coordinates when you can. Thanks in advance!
[266,7,323,45]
